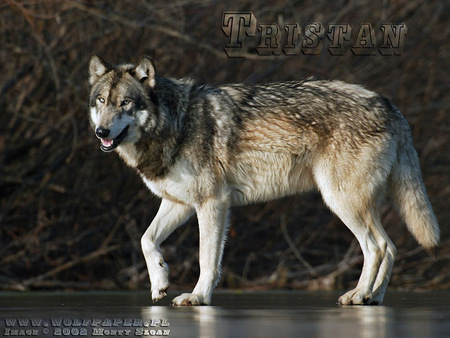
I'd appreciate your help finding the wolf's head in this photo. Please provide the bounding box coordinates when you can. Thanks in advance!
[88,56,158,152]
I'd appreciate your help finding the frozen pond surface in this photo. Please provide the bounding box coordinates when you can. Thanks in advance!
[0,290,449,337]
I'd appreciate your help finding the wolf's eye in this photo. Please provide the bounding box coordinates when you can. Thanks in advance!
[121,99,131,106]
[98,97,105,104]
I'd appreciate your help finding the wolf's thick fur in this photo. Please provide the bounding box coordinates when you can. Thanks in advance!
[88,56,439,306]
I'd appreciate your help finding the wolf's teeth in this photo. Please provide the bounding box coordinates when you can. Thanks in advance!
[101,139,113,147]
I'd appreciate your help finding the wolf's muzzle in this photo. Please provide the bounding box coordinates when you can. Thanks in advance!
[96,125,129,152]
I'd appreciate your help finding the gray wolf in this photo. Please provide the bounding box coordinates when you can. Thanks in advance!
[88,55,439,306]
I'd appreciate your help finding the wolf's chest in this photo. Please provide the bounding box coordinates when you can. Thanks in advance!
[139,159,204,206]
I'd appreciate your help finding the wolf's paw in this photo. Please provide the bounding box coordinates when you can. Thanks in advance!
[151,286,169,303]
[172,293,209,306]
[150,263,169,303]
[338,288,378,305]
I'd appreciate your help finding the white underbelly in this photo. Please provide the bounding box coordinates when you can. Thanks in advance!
[227,151,315,206]
[139,151,316,207]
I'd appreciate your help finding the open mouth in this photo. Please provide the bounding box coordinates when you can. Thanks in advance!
[99,126,129,152]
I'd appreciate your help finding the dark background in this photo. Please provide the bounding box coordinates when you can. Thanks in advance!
[1,0,448,292]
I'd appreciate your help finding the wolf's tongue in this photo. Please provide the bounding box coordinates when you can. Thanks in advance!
[101,139,113,147]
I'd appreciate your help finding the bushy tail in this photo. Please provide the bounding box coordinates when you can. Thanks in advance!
[390,139,440,250]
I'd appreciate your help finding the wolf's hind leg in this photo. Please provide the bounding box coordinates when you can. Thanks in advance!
[334,207,383,305]
[337,206,396,305]
[141,199,194,303]
[172,198,229,306]
[316,171,391,305]
[369,216,397,304]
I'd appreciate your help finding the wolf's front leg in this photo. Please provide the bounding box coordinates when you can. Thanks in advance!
[172,198,229,306]
[141,199,194,303]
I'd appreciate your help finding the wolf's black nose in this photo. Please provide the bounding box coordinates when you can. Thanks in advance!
[95,127,110,138]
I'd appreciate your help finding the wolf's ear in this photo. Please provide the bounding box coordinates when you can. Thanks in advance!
[89,55,110,86]
[135,56,156,88]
